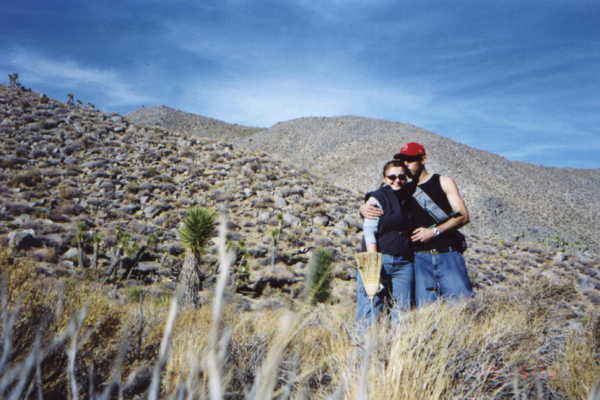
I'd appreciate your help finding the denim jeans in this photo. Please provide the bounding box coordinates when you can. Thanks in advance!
[414,250,474,308]
[356,254,414,327]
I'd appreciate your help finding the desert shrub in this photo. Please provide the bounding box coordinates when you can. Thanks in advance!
[178,207,217,307]
[1,230,598,399]
[10,169,42,187]
[178,207,216,257]
[304,248,334,305]
[549,314,600,399]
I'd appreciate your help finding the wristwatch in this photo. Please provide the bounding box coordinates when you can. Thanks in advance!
[431,227,441,237]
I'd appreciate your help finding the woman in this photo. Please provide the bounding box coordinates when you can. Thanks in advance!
[356,160,415,326]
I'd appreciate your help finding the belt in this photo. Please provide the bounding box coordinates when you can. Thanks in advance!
[416,247,455,254]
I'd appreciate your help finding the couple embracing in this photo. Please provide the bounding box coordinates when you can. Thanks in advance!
[356,142,474,325]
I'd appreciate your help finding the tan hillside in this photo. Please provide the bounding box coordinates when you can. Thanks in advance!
[126,105,265,140]
[237,116,600,249]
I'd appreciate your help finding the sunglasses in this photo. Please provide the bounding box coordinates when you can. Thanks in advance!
[385,174,407,181]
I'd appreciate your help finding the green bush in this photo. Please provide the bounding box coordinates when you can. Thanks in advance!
[179,207,216,257]
[304,248,334,305]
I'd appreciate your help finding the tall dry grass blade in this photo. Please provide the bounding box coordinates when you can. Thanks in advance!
[88,364,95,400]
[354,252,381,298]
[67,305,88,400]
[34,342,43,400]
[183,355,200,400]
[248,312,298,400]
[0,299,18,376]
[148,291,181,400]
[0,307,85,397]
[355,330,374,400]
[205,215,235,400]
[174,382,186,400]
[326,384,345,400]
[278,353,299,400]
[98,339,128,400]
[590,378,600,400]
[7,337,39,400]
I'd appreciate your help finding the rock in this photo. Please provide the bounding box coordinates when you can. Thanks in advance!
[576,274,593,290]
[61,247,80,261]
[0,156,28,168]
[282,213,301,227]
[135,262,161,274]
[248,246,269,258]
[343,215,362,230]
[553,252,567,263]
[257,211,271,224]
[274,195,287,208]
[252,264,297,285]
[313,215,330,227]
[334,264,355,280]
[8,229,42,250]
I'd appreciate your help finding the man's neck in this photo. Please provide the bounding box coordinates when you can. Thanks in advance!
[417,169,431,185]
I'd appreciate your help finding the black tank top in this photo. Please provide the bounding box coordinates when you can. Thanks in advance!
[408,174,457,250]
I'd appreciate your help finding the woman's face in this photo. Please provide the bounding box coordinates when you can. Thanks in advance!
[383,166,407,191]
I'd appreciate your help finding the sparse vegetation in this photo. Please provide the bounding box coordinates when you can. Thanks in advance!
[1,77,599,400]
[304,248,334,305]
[8,72,21,88]
[178,207,216,307]
[1,243,599,399]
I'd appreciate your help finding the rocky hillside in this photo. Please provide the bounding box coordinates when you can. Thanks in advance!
[1,85,599,309]
[126,105,264,140]
[236,116,600,249]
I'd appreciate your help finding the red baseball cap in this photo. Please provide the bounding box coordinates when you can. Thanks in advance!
[394,142,426,159]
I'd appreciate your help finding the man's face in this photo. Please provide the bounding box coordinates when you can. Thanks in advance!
[403,156,424,178]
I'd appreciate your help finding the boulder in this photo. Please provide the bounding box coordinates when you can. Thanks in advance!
[8,229,43,250]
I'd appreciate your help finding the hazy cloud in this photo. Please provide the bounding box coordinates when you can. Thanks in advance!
[6,48,156,107]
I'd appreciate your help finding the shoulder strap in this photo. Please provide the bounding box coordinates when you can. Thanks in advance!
[413,185,450,224]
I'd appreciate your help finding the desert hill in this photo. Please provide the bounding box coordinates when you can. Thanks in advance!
[2,85,600,398]
[0,83,598,304]
[126,105,264,140]
[240,116,600,249]
[129,105,600,249]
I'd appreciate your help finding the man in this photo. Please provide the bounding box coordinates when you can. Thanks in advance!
[360,142,474,307]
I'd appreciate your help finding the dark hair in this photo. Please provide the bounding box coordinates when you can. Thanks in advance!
[382,160,406,176]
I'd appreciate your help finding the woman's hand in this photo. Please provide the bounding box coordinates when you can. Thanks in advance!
[360,202,383,219]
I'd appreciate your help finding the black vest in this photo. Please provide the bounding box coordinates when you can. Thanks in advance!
[367,185,413,258]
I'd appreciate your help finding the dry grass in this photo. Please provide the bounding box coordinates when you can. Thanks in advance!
[0,236,598,399]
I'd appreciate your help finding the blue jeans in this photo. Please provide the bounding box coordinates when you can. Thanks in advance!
[414,250,474,308]
[356,254,414,326]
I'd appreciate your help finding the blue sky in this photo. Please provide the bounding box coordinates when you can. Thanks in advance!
[2,0,599,168]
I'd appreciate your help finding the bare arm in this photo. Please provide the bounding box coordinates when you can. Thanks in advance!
[411,176,469,243]
[362,197,381,252]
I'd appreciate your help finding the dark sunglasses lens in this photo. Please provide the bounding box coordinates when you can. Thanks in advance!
[386,174,406,181]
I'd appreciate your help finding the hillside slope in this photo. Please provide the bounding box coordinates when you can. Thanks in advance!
[126,105,265,140]
[1,85,598,308]
[237,116,600,249]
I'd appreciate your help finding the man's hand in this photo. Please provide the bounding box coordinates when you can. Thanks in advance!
[360,202,383,219]
[411,227,435,243]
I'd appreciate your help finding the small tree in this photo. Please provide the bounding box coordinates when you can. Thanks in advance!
[178,207,216,307]
[304,248,334,305]
[8,73,20,88]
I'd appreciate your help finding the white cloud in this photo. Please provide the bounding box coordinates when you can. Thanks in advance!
[6,48,156,107]
[173,73,432,127]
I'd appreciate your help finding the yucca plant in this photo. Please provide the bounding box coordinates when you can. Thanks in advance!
[178,207,216,307]
[304,248,334,305]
